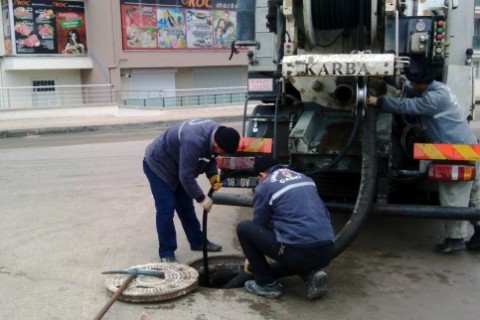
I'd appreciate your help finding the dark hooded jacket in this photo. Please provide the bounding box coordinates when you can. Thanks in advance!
[253,165,335,247]
[144,119,220,202]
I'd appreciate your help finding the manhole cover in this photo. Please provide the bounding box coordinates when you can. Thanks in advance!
[104,262,199,302]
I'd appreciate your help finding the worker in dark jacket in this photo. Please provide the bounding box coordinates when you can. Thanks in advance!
[237,156,335,299]
[368,71,478,254]
[143,119,240,263]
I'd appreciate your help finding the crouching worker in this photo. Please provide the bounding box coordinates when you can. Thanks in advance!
[236,156,335,299]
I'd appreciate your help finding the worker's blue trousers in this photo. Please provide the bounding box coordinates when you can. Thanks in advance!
[143,159,203,259]
[236,220,333,285]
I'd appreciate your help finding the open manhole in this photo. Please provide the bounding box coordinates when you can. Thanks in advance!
[186,254,250,289]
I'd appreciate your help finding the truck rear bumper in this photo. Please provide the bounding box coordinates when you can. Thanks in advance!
[212,192,480,220]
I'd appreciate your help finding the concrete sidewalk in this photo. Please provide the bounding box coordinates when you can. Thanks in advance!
[2,103,480,138]
[0,104,250,137]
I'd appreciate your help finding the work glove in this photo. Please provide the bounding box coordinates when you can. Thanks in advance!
[367,77,388,96]
[199,196,213,212]
[367,96,378,107]
[209,174,222,192]
[244,259,252,275]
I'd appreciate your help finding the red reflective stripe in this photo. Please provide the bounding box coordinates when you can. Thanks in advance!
[414,143,480,161]
[435,144,465,160]
[237,137,273,153]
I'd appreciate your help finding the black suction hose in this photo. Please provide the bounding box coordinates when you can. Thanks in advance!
[331,0,377,257]
[332,106,377,257]
[202,187,215,286]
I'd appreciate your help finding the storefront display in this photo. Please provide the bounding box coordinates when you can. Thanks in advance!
[3,0,87,55]
[120,0,237,51]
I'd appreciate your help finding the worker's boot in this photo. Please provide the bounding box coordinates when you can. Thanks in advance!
[466,227,480,251]
[160,256,178,263]
[191,240,222,252]
[244,280,283,299]
[306,269,328,300]
[434,238,466,254]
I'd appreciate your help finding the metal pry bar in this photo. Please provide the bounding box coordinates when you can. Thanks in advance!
[101,268,165,278]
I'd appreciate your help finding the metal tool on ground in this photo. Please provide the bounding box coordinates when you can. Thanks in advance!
[94,268,165,320]
[93,273,136,320]
[102,268,166,278]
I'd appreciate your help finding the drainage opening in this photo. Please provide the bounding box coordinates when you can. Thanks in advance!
[187,254,249,289]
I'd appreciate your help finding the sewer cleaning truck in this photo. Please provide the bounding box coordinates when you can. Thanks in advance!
[213,0,480,257]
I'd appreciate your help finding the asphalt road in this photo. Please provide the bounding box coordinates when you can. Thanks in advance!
[1,128,479,320]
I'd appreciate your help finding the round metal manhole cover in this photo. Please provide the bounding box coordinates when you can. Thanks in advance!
[105,263,199,302]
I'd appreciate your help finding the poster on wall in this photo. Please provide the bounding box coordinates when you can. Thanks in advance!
[186,9,212,48]
[10,0,87,55]
[122,4,157,48]
[157,8,186,48]
[212,9,236,49]
[120,0,237,51]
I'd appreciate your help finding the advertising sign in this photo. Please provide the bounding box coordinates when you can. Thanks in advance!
[186,9,211,48]
[120,0,237,51]
[10,0,87,55]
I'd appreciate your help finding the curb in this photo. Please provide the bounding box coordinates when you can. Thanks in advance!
[3,113,479,138]
[0,114,245,138]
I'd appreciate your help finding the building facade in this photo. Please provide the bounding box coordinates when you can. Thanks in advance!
[0,0,248,104]
[1,1,478,107]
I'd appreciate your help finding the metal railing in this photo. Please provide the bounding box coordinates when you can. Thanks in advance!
[120,86,247,108]
[0,85,247,110]
[0,84,115,110]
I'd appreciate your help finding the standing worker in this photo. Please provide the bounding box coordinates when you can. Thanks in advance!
[237,156,335,299]
[143,119,240,263]
[367,69,478,254]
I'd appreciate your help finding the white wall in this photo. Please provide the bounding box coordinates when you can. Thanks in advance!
[192,67,247,88]
[2,69,82,87]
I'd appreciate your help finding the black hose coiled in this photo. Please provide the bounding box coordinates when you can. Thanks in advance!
[311,0,371,31]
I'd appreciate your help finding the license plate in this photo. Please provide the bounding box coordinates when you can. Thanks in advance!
[222,177,258,188]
